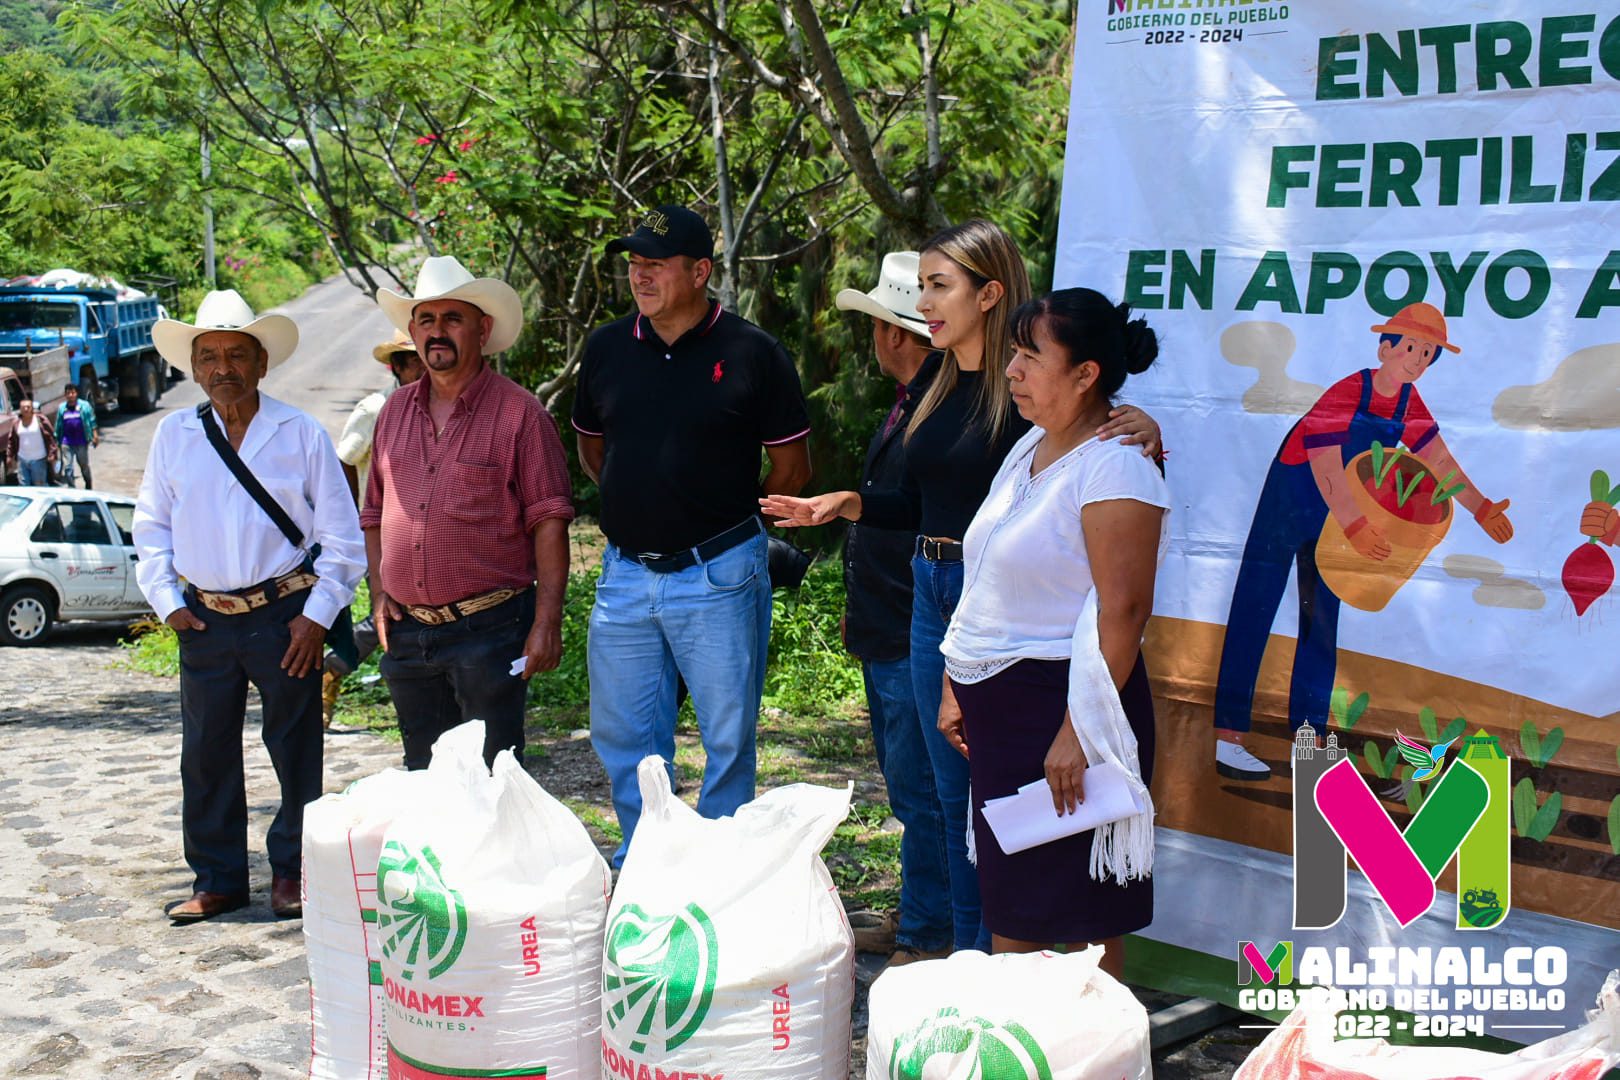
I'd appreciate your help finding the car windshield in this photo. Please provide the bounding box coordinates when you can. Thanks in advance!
[0,301,81,332]
[0,494,30,529]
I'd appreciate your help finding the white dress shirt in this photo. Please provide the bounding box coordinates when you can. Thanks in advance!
[941,428,1170,675]
[133,392,365,628]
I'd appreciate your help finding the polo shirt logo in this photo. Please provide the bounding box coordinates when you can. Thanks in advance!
[641,210,670,235]
[712,360,724,383]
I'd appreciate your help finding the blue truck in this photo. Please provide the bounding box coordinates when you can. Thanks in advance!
[0,284,171,413]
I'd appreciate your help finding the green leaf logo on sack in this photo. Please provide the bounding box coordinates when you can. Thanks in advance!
[376,841,469,981]
[602,903,718,1054]
[889,1008,1054,1080]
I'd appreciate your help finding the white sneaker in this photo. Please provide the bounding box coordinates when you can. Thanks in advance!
[1216,739,1271,781]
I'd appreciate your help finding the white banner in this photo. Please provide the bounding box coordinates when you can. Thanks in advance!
[1053,0,1620,1005]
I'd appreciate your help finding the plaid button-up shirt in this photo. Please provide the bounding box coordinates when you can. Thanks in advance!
[362,366,574,607]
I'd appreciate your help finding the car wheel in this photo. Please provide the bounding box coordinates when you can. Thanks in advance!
[0,584,54,647]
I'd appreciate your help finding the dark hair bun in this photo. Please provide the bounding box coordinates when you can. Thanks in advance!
[1116,302,1159,375]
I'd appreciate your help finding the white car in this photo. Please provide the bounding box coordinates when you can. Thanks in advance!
[0,486,152,645]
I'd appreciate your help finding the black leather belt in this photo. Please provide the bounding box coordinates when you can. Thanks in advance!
[632,518,762,574]
[917,536,964,562]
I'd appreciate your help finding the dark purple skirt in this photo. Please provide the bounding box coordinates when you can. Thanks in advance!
[953,655,1155,944]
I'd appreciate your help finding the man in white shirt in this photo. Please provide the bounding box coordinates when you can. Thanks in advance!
[5,399,56,486]
[133,289,365,924]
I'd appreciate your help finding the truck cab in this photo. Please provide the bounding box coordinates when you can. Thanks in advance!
[0,286,169,413]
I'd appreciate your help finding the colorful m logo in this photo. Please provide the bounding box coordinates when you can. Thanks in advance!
[1108,0,1129,12]
[1237,941,1293,986]
[1293,731,1511,931]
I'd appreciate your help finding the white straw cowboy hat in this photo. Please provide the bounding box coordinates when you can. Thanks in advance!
[151,289,299,370]
[835,251,929,337]
[376,255,524,354]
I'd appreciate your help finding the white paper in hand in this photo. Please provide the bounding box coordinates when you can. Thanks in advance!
[979,763,1147,856]
[509,655,528,677]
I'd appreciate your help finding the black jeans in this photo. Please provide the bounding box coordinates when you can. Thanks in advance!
[380,589,534,770]
[177,586,323,895]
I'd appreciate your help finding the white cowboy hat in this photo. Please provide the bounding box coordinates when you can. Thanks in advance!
[151,289,299,370]
[376,255,524,354]
[835,251,929,337]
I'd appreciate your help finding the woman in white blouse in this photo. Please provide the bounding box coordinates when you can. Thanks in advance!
[937,288,1168,977]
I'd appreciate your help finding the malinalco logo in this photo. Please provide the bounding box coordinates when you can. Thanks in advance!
[1292,724,1511,930]
[376,841,469,981]
[889,1009,1053,1080]
[602,902,719,1055]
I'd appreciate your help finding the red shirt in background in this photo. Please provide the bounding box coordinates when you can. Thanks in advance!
[1279,369,1439,466]
[362,365,574,607]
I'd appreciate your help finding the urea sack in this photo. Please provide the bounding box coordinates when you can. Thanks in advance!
[304,766,439,1079]
[600,756,854,1080]
[1233,969,1620,1080]
[866,948,1150,1080]
[376,722,611,1080]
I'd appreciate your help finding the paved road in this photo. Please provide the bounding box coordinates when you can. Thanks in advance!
[89,273,397,497]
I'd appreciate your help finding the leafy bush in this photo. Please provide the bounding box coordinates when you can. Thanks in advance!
[764,557,864,717]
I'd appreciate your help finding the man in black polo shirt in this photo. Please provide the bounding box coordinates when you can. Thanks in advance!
[834,252,952,964]
[573,205,811,864]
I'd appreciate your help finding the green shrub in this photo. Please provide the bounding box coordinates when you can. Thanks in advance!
[764,558,863,717]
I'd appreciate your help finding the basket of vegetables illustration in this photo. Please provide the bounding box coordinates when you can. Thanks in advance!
[1318,441,1465,612]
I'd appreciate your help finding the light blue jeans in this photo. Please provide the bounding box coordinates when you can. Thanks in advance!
[588,530,771,866]
[910,551,989,951]
[17,458,50,486]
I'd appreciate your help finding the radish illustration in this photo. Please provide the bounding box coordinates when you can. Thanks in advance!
[1564,469,1620,616]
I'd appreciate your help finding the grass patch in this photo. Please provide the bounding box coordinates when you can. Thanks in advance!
[563,797,623,849]
[118,617,180,677]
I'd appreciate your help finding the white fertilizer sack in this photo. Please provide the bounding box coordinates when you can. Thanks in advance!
[376,722,611,1080]
[601,756,855,1080]
[304,766,439,1080]
[866,948,1150,1080]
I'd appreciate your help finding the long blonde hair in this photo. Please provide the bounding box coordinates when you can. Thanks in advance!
[906,218,1031,444]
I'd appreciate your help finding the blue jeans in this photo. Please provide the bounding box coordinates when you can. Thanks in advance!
[863,657,951,953]
[910,552,987,951]
[589,531,771,866]
[17,458,50,486]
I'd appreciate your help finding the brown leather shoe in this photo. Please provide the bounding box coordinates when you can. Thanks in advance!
[271,876,302,919]
[165,891,249,923]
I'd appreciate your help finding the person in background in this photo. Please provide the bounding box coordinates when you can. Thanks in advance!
[832,251,951,966]
[54,382,99,488]
[573,204,812,866]
[6,399,56,486]
[762,219,1162,952]
[939,288,1168,979]
[365,256,575,770]
[133,289,365,922]
[320,332,426,726]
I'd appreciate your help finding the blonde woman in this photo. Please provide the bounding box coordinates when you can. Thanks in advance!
[762,220,1162,950]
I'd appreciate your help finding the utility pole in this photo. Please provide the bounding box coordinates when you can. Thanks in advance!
[202,127,216,287]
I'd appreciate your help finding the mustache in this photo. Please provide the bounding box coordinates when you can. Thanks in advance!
[425,338,457,353]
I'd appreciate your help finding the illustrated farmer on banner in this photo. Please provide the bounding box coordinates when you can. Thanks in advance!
[1213,303,1513,781]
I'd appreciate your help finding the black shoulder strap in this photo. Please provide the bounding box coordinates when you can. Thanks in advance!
[196,402,305,550]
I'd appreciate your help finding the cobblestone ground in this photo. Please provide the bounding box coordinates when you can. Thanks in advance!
[0,624,400,1079]
[0,624,1255,1079]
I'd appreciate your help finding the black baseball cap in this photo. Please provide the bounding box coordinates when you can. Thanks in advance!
[606,205,714,261]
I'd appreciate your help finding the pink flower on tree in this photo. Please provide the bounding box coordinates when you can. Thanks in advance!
[435,170,459,184]
[416,133,438,146]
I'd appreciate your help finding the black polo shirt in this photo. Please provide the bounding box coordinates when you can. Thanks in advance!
[572,302,810,554]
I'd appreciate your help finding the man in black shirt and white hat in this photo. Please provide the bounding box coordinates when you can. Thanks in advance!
[573,205,811,864]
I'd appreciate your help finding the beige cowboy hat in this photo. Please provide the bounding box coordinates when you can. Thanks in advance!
[151,289,299,370]
[371,329,419,365]
[835,251,929,337]
[376,255,524,354]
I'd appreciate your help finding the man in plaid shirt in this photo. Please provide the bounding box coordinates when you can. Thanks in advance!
[364,256,575,769]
